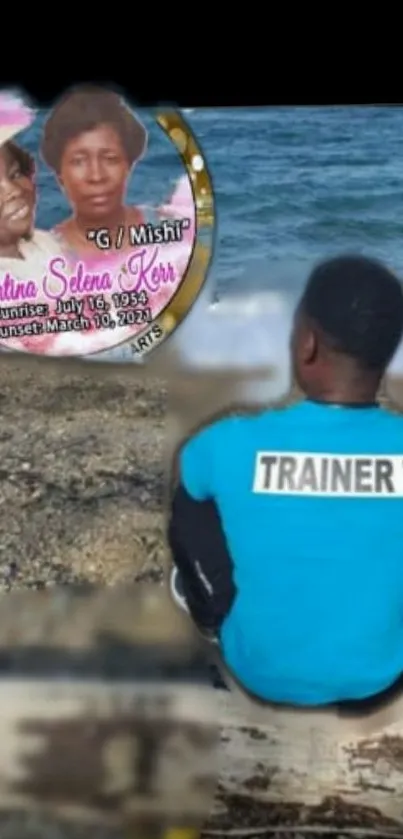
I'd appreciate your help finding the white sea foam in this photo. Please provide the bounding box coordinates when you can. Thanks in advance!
[386,340,403,379]
[166,283,294,402]
[88,274,403,404]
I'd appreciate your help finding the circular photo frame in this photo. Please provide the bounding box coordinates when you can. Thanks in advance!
[0,88,215,359]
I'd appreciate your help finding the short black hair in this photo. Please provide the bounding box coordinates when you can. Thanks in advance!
[40,85,147,173]
[5,141,34,178]
[300,255,403,370]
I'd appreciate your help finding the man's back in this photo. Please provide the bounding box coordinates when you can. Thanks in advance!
[181,400,403,704]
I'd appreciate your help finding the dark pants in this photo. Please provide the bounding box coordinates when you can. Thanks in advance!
[167,485,236,634]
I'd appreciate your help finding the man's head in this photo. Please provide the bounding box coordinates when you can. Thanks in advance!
[291,255,403,403]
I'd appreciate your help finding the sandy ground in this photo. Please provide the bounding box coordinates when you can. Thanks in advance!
[0,358,168,593]
[0,357,401,838]
[0,358,167,837]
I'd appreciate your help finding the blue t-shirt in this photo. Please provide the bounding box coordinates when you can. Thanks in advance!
[180,400,403,705]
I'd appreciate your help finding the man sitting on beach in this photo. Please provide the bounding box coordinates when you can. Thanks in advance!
[168,255,403,706]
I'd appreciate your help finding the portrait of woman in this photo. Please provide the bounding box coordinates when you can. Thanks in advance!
[0,140,60,278]
[40,85,148,257]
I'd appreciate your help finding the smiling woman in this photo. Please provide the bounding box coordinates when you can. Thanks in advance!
[0,142,34,256]
[0,141,61,275]
[40,85,148,258]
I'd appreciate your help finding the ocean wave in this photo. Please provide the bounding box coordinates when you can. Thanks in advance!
[166,283,293,401]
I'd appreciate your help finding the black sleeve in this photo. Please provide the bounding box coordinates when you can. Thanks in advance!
[167,484,237,632]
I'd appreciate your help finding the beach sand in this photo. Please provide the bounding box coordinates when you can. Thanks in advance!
[0,357,401,838]
[0,357,166,837]
[0,358,168,594]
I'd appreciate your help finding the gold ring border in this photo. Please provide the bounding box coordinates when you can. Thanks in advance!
[129,109,215,357]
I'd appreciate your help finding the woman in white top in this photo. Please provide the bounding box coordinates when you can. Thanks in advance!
[0,140,60,278]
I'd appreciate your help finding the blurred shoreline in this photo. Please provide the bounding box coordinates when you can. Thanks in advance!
[0,357,403,837]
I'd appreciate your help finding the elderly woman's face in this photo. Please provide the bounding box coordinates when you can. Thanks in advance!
[0,146,35,246]
[59,123,131,221]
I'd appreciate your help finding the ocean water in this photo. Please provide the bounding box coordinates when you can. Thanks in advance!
[15,105,403,385]
[191,107,403,291]
[176,106,403,386]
